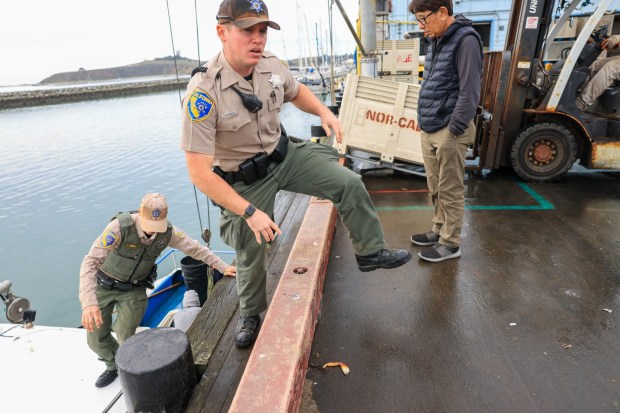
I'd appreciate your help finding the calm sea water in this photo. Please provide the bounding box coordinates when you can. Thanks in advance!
[0,89,328,327]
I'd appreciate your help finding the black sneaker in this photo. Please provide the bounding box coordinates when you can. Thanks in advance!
[95,369,118,388]
[235,315,261,348]
[355,249,412,272]
[418,244,461,262]
[411,231,440,246]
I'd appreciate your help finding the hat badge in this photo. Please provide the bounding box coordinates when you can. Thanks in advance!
[247,0,264,14]
[152,209,161,219]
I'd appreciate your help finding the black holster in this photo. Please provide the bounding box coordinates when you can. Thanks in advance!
[270,133,289,164]
[212,133,289,187]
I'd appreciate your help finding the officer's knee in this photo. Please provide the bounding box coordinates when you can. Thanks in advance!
[340,173,372,206]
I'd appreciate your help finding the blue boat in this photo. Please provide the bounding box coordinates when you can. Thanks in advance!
[141,268,187,328]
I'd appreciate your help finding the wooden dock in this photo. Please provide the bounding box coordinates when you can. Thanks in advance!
[184,191,311,413]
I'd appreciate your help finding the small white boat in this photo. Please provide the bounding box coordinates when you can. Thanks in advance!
[0,250,217,413]
[0,321,127,413]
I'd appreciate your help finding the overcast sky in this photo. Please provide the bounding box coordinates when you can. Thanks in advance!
[0,0,359,86]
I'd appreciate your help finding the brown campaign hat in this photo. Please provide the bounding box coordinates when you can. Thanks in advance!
[139,193,168,233]
[217,0,281,30]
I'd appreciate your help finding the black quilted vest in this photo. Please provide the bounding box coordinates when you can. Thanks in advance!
[418,16,482,133]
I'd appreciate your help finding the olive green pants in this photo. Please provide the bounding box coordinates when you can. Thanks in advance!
[87,286,147,370]
[421,121,475,248]
[220,140,385,316]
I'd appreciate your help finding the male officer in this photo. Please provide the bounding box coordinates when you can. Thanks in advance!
[181,0,411,349]
[79,193,236,387]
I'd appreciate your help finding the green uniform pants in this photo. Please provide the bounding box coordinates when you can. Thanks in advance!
[220,140,385,316]
[420,121,475,248]
[87,286,148,370]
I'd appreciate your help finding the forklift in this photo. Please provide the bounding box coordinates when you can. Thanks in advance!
[474,0,620,182]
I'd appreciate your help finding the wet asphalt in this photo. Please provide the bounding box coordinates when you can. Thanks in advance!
[306,168,620,413]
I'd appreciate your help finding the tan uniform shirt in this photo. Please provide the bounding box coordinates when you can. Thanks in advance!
[79,213,229,309]
[180,50,300,172]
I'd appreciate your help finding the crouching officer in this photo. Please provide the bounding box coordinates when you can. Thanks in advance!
[78,193,236,388]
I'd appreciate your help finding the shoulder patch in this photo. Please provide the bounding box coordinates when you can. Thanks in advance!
[187,89,215,123]
[99,231,118,249]
[280,59,289,68]
[174,229,186,239]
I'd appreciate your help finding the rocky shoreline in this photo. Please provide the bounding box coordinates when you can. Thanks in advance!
[0,77,190,110]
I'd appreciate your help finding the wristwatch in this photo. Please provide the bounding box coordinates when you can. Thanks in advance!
[243,204,256,220]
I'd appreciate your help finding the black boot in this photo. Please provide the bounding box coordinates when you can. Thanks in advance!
[235,314,261,348]
[356,248,412,272]
[95,369,118,388]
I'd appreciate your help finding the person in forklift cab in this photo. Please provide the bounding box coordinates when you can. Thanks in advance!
[577,34,620,112]
[79,193,236,388]
[407,0,483,262]
[181,0,412,350]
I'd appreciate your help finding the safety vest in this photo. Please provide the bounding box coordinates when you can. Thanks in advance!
[100,211,173,282]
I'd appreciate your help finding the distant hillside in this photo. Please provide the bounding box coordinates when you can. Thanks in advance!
[39,56,200,84]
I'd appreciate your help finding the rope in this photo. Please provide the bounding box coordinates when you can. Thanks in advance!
[193,185,204,233]
[194,0,202,65]
[165,0,183,106]
[191,0,208,239]
[165,0,210,238]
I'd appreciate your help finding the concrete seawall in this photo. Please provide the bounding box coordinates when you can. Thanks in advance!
[0,78,190,110]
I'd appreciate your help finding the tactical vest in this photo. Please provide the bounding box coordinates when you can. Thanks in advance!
[100,211,173,282]
[418,18,482,133]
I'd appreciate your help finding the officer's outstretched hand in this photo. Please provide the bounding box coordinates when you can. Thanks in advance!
[223,266,237,277]
[320,109,343,144]
[245,209,282,244]
[82,305,103,332]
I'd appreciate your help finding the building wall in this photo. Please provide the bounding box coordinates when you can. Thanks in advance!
[387,0,512,50]
[387,0,620,51]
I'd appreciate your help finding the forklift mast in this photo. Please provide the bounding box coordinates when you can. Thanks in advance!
[477,0,557,169]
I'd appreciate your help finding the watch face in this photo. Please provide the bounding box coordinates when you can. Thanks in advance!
[244,204,256,218]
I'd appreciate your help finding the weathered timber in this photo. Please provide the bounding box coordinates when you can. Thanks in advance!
[229,198,337,412]
[185,191,311,413]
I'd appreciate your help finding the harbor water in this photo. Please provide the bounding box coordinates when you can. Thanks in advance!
[0,89,327,327]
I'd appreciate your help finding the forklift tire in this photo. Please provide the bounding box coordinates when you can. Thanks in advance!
[510,122,578,183]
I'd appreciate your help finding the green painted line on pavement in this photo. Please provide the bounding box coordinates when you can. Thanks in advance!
[515,181,555,209]
[375,180,555,211]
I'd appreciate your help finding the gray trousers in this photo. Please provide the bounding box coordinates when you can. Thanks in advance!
[581,56,620,106]
[421,121,475,248]
[220,140,385,316]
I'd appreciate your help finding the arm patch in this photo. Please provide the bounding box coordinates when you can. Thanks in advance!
[187,89,215,123]
[99,231,119,249]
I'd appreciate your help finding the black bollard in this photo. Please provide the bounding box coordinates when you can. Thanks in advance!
[116,328,197,413]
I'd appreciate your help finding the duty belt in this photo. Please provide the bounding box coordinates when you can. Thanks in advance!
[96,270,153,291]
[214,134,289,186]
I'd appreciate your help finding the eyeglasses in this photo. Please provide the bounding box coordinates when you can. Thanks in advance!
[414,10,436,25]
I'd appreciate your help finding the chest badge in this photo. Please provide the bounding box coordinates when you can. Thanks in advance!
[268,74,282,89]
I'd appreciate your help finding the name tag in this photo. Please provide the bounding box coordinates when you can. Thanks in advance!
[221,111,237,119]
[125,243,138,248]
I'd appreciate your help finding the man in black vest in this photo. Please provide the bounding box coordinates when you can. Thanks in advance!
[408,0,483,262]
[79,193,236,387]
